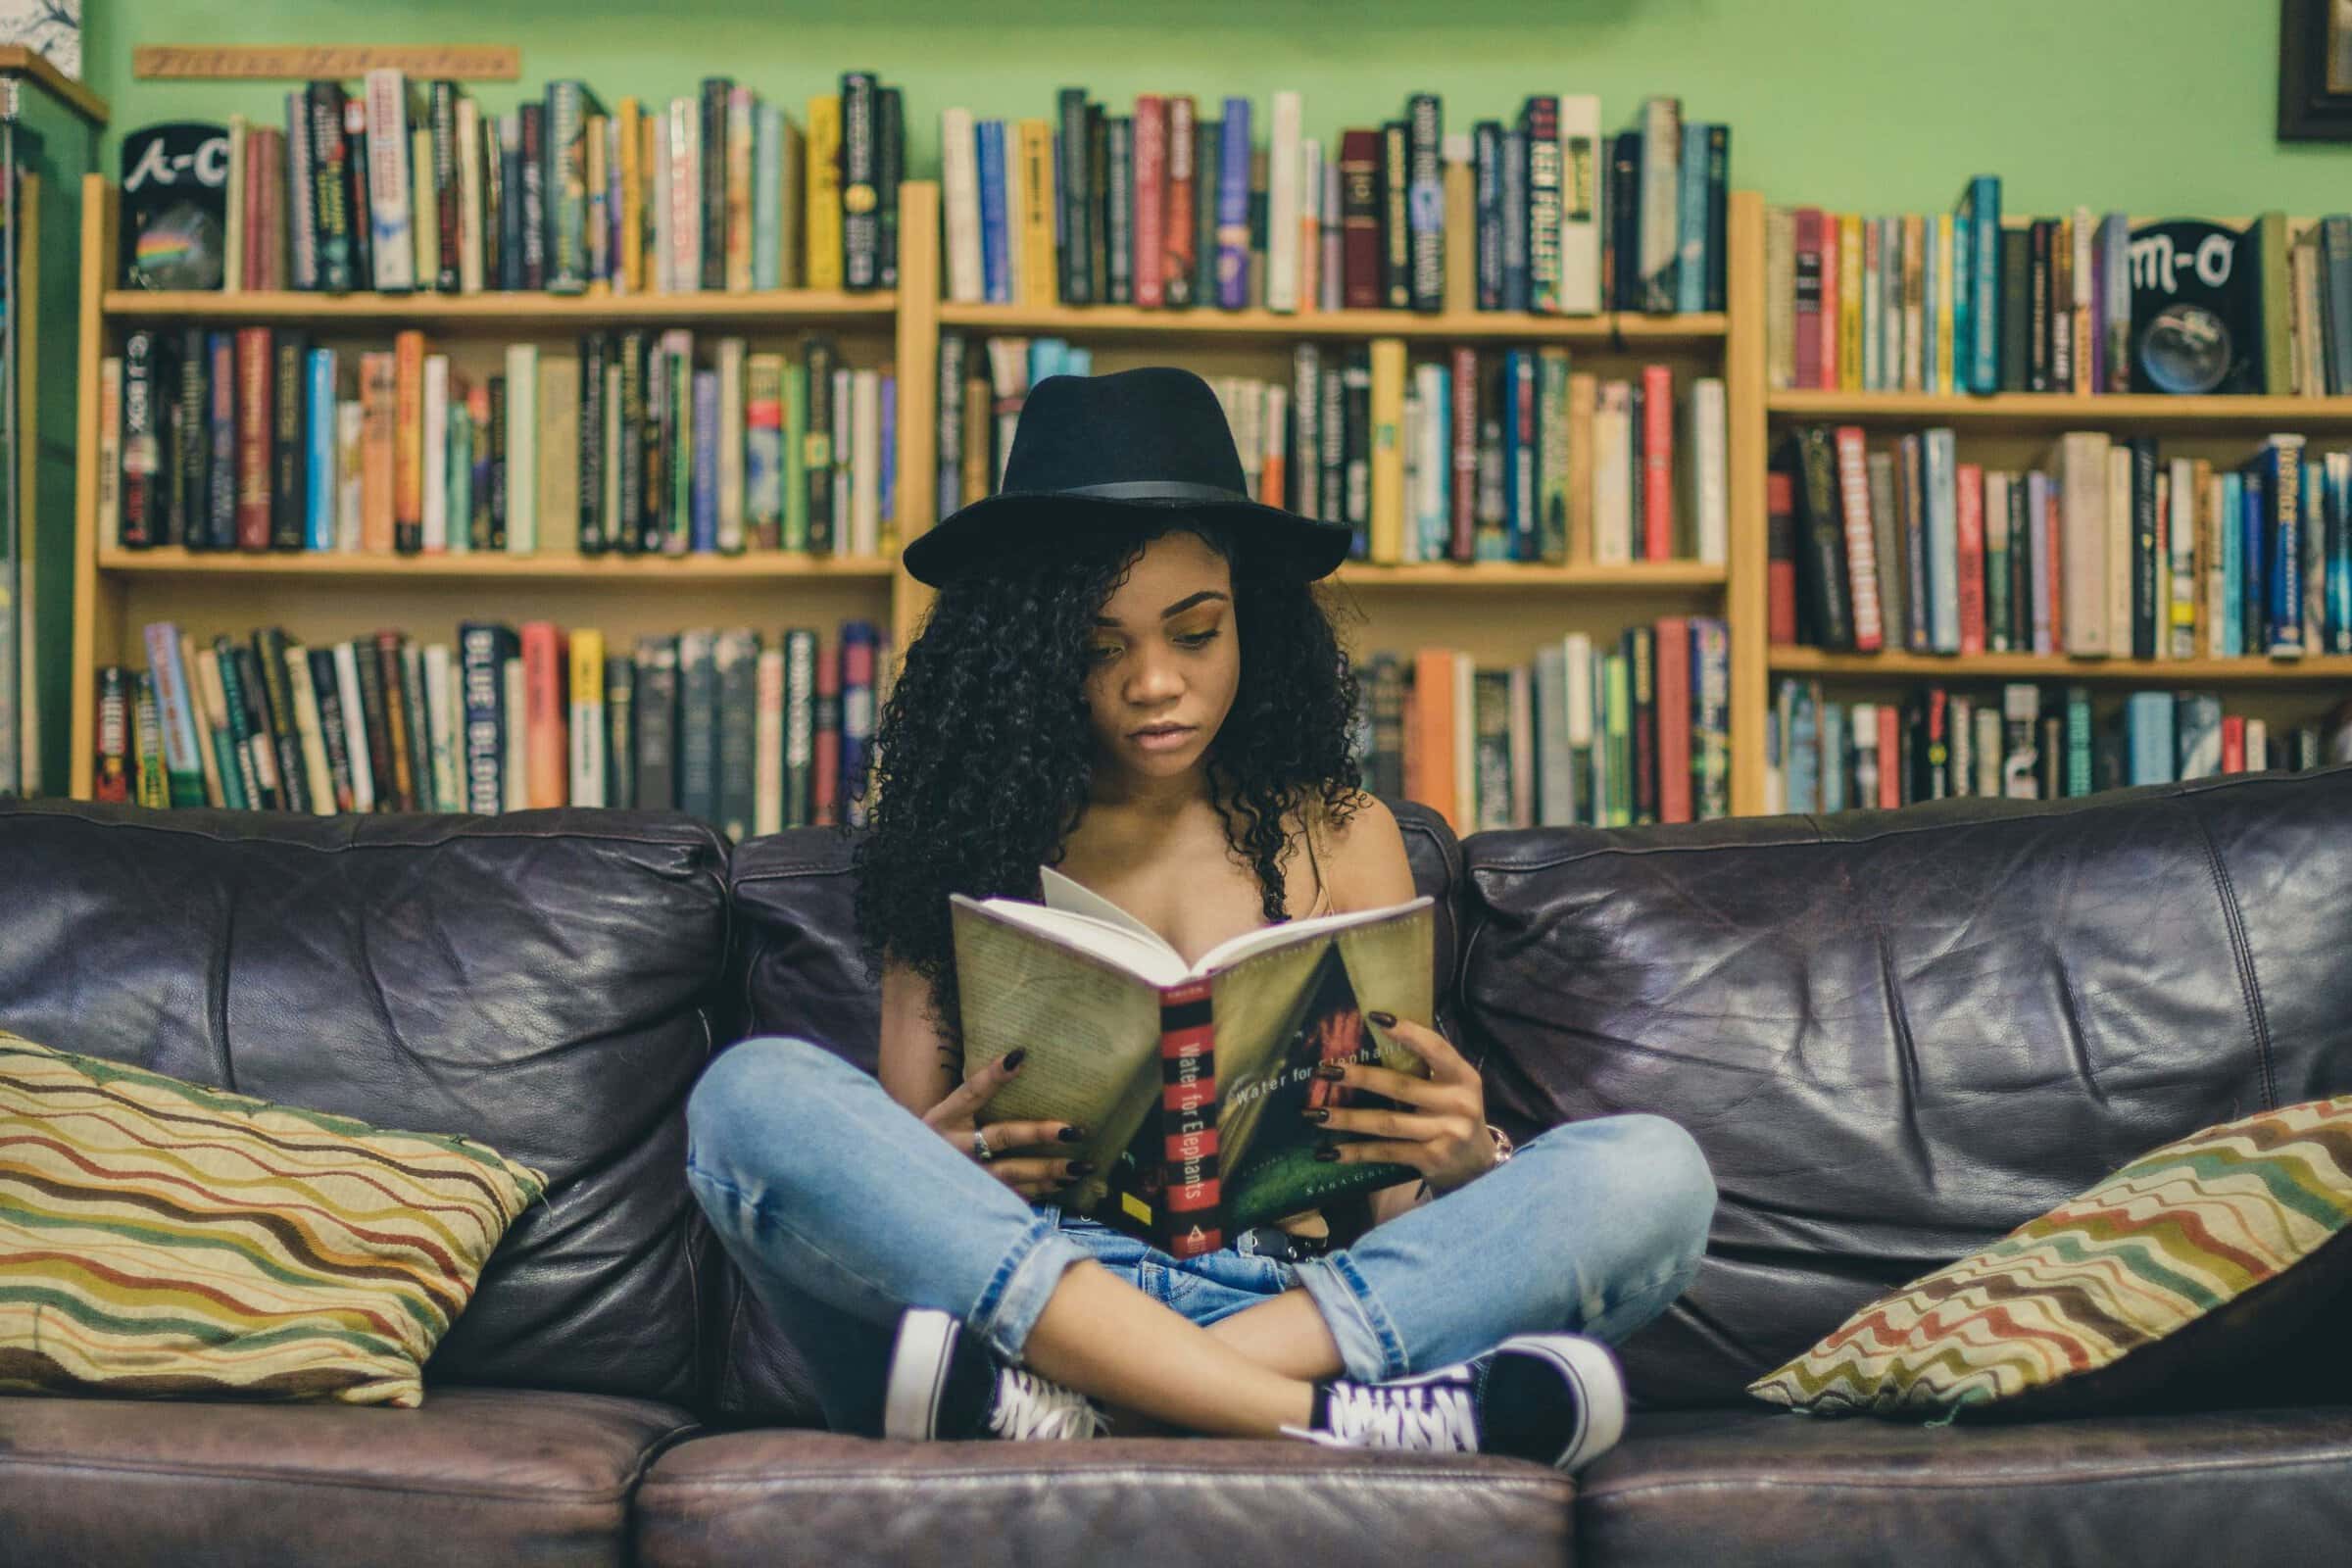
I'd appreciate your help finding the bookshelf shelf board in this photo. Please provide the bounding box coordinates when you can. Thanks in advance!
[102,289,898,327]
[937,301,1728,346]
[1332,561,1727,589]
[1770,647,2352,684]
[1766,391,2352,429]
[96,547,899,581]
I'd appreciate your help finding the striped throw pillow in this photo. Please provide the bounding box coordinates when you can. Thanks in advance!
[1749,1096,2352,1419]
[0,1031,546,1407]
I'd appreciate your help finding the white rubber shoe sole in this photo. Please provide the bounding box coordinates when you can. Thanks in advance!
[1497,1333,1628,1472]
[881,1306,960,1441]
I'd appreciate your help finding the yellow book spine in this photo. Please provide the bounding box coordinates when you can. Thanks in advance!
[617,99,644,294]
[1368,339,1407,564]
[412,127,438,290]
[1935,213,1955,396]
[568,628,605,808]
[1017,119,1057,307]
[805,95,843,290]
[1838,213,1863,393]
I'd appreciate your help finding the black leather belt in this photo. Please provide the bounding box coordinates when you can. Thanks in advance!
[1235,1225,1333,1262]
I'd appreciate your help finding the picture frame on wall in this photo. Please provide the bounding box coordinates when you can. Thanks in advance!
[2279,0,2352,139]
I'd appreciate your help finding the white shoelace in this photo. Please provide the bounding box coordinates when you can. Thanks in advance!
[987,1366,1108,1441]
[1285,1378,1481,1453]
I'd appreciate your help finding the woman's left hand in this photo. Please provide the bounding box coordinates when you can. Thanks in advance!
[1303,1011,1497,1197]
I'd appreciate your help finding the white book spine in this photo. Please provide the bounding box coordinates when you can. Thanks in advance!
[2245,718,2269,770]
[336,402,365,551]
[421,355,450,552]
[97,357,122,547]
[1298,136,1323,303]
[669,98,702,291]
[1450,655,1475,834]
[852,368,881,558]
[1556,94,1602,315]
[1926,428,1960,654]
[650,111,672,293]
[2205,473,2230,659]
[420,643,457,812]
[455,98,485,294]
[832,366,853,542]
[365,69,416,292]
[718,337,746,553]
[2105,445,2132,659]
[1593,387,1631,564]
[505,344,539,553]
[941,108,984,303]
[1412,363,1446,555]
[755,646,785,836]
[1692,376,1728,564]
[1320,160,1344,313]
[1266,90,1302,313]
[283,643,335,816]
[566,661,603,809]
[502,657,528,810]
[333,644,373,812]
[1639,97,1680,308]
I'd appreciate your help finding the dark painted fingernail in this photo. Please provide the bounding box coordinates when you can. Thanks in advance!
[1057,1125,1087,1143]
[1367,1010,1396,1027]
[1313,1143,1341,1163]
[1066,1160,1095,1177]
[1300,1106,1329,1123]
[1005,1048,1028,1071]
[1312,1062,1347,1081]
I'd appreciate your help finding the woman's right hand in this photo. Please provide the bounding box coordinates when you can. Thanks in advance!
[921,1048,1093,1200]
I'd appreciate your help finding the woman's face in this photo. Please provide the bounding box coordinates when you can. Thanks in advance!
[1083,529,1241,785]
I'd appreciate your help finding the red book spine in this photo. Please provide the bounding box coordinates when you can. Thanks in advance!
[2221,714,2247,773]
[1157,978,1220,1258]
[1339,129,1381,311]
[812,639,841,826]
[1163,96,1197,307]
[234,327,272,550]
[1132,95,1166,309]
[1656,614,1692,824]
[1792,207,1822,391]
[1448,346,1477,560]
[1817,213,1839,393]
[521,620,567,808]
[1956,463,1987,655]
[1766,470,1799,645]
[1833,424,1884,651]
[1878,706,1902,808]
[1642,364,1674,561]
[2044,485,2065,650]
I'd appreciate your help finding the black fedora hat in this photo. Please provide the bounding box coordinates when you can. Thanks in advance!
[902,366,1353,587]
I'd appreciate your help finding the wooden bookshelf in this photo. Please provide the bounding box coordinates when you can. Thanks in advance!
[1771,647,2352,684]
[95,546,899,580]
[1768,390,2352,429]
[103,289,897,328]
[938,300,1728,347]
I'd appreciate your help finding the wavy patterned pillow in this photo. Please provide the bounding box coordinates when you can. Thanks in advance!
[1749,1096,2352,1420]
[0,1031,546,1407]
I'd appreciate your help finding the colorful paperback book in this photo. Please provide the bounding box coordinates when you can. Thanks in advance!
[954,871,1434,1257]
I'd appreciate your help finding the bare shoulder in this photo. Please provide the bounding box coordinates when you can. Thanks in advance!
[1304,790,1417,910]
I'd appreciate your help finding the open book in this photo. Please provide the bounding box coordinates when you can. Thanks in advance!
[950,867,1436,1257]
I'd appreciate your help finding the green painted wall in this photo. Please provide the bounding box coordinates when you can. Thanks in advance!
[78,0,2352,217]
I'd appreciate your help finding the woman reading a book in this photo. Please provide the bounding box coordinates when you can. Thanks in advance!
[685,368,1715,1471]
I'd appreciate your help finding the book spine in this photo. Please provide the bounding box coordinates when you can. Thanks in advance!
[206,332,236,551]
[1105,115,1133,306]
[270,331,307,550]
[634,636,679,809]
[1405,93,1442,313]
[1164,96,1196,309]
[1156,978,1220,1259]
[365,71,416,292]
[1379,120,1410,310]
[1214,97,1251,311]
[549,81,591,293]
[840,72,880,290]
[234,328,272,551]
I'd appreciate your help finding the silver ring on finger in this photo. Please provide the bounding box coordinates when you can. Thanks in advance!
[972,1127,995,1162]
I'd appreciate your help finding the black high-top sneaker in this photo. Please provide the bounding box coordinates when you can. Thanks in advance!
[1286,1334,1627,1473]
[882,1307,1108,1442]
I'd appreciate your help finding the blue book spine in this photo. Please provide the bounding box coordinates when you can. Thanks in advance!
[306,349,337,551]
[1967,175,2001,393]
[1473,121,1502,312]
[1028,337,1067,385]
[839,620,879,826]
[976,120,1009,304]
[753,102,782,290]
[1788,682,1819,814]
[691,369,719,553]
[1819,703,1845,814]
[1676,122,1708,314]
[2222,471,2244,656]
[1064,346,1093,375]
[1950,200,1971,396]
[1499,129,1529,313]
[2126,692,2176,786]
[458,622,511,812]
[2330,457,2352,652]
[1426,369,1450,561]
[879,369,896,528]
[1511,352,1537,560]
[2239,466,2265,657]
[2269,438,2305,654]
[1215,96,1251,310]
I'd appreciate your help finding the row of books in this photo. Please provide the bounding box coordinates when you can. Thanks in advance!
[1767,678,2352,814]
[101,327,894,559]
[939,90,1726,316]
[1765,184,2327,399]
[1772,426,2352,662]
[937,334,1726,566]
[1353,619,1733,834]
[131,71,906,297]
[0,181,21,795]
[102,619,894,840]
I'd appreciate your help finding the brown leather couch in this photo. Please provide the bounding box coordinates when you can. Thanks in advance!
[4,770,2350,1567]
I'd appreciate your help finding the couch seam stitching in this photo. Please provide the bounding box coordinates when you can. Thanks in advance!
[2184,797,2278,1108]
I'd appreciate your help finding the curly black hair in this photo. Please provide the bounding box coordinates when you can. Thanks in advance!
[850,512,1365,1067]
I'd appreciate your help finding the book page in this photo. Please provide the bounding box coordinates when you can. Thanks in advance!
[1193,895,1433,976]
[1039,865,1173,950]
[957,894,1190,988]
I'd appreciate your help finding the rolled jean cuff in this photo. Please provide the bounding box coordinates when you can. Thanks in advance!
[1293,1250,1409,1382]
[968,1211,1088,1365]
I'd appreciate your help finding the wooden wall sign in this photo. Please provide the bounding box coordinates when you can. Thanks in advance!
[131,45,519,81]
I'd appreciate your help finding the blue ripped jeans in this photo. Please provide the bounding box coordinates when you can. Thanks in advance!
[684,1035,1716,1437]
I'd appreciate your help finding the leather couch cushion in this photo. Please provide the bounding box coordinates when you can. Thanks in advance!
[0,1386,695,1567]
[1577,1404,2352,1568]
[1457,770,2352,1407]
[634,1431,1569,1568]
[0,803,729,1406]
[710,800,1466,1425]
